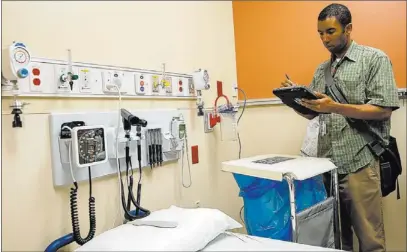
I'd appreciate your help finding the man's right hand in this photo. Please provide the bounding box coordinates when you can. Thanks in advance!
[281,79,296,87]
[279,77,316,120]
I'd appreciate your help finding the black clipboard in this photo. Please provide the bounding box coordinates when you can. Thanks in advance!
[273,86,325,116]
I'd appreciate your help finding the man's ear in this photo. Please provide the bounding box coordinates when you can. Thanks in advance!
[345,23,353,35]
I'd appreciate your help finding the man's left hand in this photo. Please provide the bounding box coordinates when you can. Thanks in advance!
[301,92,338,113]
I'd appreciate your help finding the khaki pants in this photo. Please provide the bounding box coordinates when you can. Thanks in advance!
[324,160,386,252]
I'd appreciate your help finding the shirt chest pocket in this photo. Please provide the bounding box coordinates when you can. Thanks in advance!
[335,74,366,104]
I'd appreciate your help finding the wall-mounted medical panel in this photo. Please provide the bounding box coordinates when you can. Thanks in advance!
[49,109,188,187]
[6,57,197,99]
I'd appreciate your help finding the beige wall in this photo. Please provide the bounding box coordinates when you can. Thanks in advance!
[1,1,406,251]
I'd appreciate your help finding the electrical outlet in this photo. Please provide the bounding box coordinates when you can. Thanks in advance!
[172,77,188,96]
[29,63,43,92]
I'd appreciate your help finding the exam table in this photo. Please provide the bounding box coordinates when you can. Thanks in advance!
[75,226,342,251]
[74,205,342,251]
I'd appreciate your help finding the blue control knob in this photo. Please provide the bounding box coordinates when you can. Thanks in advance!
[140,87,145,92]
[15,42,26,48]
[17,68,29,78]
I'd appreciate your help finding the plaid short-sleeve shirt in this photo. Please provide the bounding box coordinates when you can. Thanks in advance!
[309,41,400,174]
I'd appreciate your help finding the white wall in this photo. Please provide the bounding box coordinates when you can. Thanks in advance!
[2,1,406,251]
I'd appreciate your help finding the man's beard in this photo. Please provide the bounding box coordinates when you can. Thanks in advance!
[329,37,348,55]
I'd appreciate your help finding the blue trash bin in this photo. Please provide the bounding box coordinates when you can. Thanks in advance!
[233,173,327,241]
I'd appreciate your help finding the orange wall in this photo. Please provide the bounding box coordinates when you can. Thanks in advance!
[233,1,406,100]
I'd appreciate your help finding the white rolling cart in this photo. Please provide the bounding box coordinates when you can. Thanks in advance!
[222,154,342,250]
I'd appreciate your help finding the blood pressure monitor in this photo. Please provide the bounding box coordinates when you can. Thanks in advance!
[71,125,108,168]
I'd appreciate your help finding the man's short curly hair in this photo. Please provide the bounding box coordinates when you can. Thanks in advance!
[318,3,352,29]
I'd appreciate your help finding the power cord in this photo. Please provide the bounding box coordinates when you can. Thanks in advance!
[106,84,124,228]
[235,87,247,159]
[62,125,96,245]
[70,166,96,245]
[181,128,192,188]
[235,87,247,226]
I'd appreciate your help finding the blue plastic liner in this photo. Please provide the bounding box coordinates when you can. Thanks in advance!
[233,173,327,241]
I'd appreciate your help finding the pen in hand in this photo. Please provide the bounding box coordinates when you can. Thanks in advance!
[284,73,295,86]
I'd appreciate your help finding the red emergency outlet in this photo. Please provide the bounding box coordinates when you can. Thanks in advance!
[191,145,199,164]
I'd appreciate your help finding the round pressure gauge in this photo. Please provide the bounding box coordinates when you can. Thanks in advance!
[13,48,30,64]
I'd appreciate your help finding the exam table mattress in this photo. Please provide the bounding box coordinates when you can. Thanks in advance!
[75,225,341,251]
[203,232,340,251]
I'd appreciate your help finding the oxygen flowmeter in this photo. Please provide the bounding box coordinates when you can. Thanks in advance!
[1,41,31,128]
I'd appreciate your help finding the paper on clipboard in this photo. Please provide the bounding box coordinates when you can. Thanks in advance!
[300,116,319,157]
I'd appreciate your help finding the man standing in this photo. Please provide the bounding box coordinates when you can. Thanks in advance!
[281,3,400,252]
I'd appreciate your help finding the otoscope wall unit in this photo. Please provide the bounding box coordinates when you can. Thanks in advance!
[49,109,188,187]
[2,56,197,99]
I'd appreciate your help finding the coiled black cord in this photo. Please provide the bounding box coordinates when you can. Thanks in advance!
[70,166,96,245]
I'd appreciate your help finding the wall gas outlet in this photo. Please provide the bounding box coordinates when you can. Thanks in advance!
[151,74,161,95]
[29,63,43,92]
[55,64,79,93]
[79,68,92,93]
[135,73,151,95]
[162,76,172,95]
